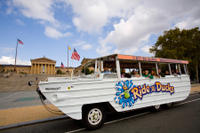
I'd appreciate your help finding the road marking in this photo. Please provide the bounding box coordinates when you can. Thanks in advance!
[65,97,200,133]
[177,97,200,105]
[64,112,150,133]
[104,112,149,125]
[65,128,85,133]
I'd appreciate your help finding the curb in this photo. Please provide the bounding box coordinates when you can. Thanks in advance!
[0,115,68,130]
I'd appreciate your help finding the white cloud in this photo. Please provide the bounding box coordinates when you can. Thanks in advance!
[67,0,140,33]
[72,41,93,51]
[44,26,71,39]
[175,18,200,29]
[141,45,153,55]
[11,0,73,39]
[98,6,168,55]
[13,0,56,24]
[96,39,112,55]
[94,0,200,55]
[0,56,31,65]
[7,0,200,55]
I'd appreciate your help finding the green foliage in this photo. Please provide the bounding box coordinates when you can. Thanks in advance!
[56,69,63,74]
[81,68,84,73]
[150,27,200,82]
[19,71,27,74]
[90,70,94,73]
[82,68,94,75]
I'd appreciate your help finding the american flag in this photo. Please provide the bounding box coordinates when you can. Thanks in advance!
[61,62,64,68]
[17,39,24,45]
[71,48,80,61]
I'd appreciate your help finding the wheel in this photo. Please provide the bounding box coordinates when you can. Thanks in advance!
[82,106,105,130]
[151,104,160,112]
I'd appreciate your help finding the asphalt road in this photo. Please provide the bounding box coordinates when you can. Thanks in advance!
[0,93,200,133]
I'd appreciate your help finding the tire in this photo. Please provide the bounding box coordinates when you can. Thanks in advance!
[151,104,161,112]
[82,106,105,130]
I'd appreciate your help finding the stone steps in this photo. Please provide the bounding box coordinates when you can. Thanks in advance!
[0,74,47,92]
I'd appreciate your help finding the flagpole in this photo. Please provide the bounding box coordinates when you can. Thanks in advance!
[14,40,19,72]
[71,58,74,79]
[67,46,69,67]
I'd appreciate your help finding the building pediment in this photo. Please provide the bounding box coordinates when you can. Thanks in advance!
[31,57,56,63]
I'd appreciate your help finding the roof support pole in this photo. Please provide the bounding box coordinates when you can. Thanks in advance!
[116,57,121,79]
[168,63,172,75]
[178,64,182,75]
[156,63,159,76]
[186,64,189,74]
[97,60,100,72]
[184,64,187,74]
[94,60,98,73]
[138,62,142,76]
[100,60,104,72]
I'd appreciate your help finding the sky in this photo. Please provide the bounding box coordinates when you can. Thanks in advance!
[0,0,200,67]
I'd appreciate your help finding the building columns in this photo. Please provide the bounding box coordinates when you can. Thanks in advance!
[31,62,55,75]
[47,64,49,74]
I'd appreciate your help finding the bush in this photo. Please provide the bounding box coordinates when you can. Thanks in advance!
[56,69,63,74]
[19,71,27,74]
[82,68,94,75]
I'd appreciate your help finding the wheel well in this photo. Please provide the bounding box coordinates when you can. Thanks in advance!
[82,102,116,113]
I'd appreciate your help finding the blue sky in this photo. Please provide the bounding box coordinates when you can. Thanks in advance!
[0,0,200,67]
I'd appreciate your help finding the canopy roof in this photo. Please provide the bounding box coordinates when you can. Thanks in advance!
[94,54,189,64]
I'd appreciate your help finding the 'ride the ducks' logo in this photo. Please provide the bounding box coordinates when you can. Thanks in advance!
[114,81,175,108]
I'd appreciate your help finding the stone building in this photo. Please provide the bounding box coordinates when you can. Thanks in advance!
[0,64,31,74]
[74,58,94,74]
[30,57,56,74]
[0,57,73,75]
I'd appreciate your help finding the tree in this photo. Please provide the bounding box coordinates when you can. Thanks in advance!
[81,67,94,75]
[150,27,200,82]
[56,69,63,74]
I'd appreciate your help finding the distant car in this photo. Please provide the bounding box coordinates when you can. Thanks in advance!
[37,54,190,129]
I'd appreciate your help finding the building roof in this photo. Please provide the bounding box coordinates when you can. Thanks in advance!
[0,64,31,67]
[30,57,56,63]
[81,58,92,65]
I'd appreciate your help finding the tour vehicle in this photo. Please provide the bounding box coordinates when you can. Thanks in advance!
[35,54,191,129]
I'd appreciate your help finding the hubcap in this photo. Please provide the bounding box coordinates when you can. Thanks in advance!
[88,108,102,125]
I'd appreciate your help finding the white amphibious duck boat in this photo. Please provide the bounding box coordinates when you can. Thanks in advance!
[36,54,191,129]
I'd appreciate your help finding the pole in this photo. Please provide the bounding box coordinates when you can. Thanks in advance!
[168,63,172,75]
[67,46,69,67]
[115,56,121,79]
[71,59,74,79]
[138,62,142,76]
[14,40,19,72]
[156,63,159,76]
